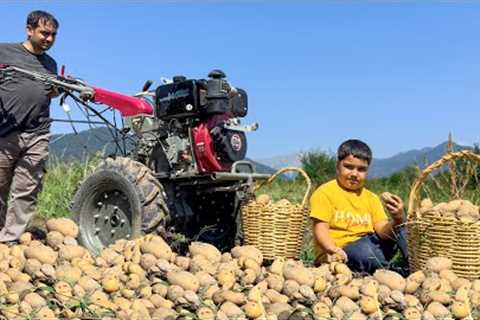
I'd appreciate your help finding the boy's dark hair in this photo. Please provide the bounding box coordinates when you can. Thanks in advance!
[337,139,372,165]
[27,10,59,29]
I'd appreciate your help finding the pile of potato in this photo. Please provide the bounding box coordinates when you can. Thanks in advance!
[419,198,480,223]
[256,194,291,206]
[1,218,480,319]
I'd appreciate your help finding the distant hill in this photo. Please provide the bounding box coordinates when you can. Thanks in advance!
[257,142,471,178]
[50,128,471,177]
[368,141,470,177]
[49,127,276,174]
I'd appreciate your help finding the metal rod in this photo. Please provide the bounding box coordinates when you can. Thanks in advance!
[51,118,106,125]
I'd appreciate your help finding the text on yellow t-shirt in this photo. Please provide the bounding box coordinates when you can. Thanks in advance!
[309,179,388,261]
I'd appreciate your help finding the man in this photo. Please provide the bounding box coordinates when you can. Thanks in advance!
[0,10,59,243]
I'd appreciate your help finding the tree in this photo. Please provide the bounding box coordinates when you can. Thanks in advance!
[300,151,336,187]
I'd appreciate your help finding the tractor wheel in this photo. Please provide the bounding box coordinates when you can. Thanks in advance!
[72,157,168,255]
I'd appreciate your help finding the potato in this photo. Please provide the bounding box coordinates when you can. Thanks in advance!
[256,194,272,205]
[0,281,7,296]
[24,259,42,277]
[242,268,257,285]
[196,306,216,320]
[267,302,293,316]
[270,257,285,275]
[426,301,451,318]
[265,289,289,304]
[190,255,217,275]
[312,302,331,317]
[9,280,33,294]
[241,257,261,277]
[335,296,359,313]
[174,256,190,270]
[23,292,46,309]
[56,265,82,284]
[407,271,425,284]
[213,289,246,305]
[221,252,232,262]
[403,307,422,320]
[451,301,470,319]
[313,277,327,293]
[58,245,86,261]
[78,276,100,293]
[140,237,172,260]
[360,279,378,297]
[24,245,57,265]
[420,198,434,210]
[360,296,378,314]
[189,241,221,264]
[19,232,32,246]
[429,291,451,305]
[244,300,263,318]
[220,301,244,318]
[231,245,263,265]
[46,218,79,237]
[282,261,314,287]
[374,269,406,292]
[46,230,64,249]
[40,264,56,279]
[337,284,360,300]
[405,278,421,294]
[213,270,234,291]
[102,275,121,293]
[425,257,452,273]
[195,271,216,288]
[381,192,395,203]
[60,237,76,249]
[452,277,471,290]
[151,307,177,320]
[335,273,353,286]
[36,306,57,320]
[167,284,184,302]
[265,273,283,292]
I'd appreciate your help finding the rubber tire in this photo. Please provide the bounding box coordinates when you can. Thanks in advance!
[72,157,168,255]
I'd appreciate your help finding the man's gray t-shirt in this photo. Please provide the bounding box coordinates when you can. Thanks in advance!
[0,43,57,136]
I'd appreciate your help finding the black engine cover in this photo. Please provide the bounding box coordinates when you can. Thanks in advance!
[211,127,247,163]
[155,80,201,119]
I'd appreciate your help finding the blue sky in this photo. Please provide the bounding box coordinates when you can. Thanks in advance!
[2,1,480,160]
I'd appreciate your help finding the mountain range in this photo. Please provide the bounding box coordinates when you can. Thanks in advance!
[49,127,470,177]
[49,127,276,174]
[257,141,470,178]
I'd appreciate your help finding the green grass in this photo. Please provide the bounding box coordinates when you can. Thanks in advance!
[37,156,98,219]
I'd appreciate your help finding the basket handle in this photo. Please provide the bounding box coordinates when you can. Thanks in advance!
[255,166,313,207]
[407,150,480,219]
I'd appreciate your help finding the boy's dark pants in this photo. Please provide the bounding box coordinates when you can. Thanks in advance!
[343,228,408,274]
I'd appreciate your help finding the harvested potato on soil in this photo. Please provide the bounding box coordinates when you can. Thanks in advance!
[2,218,478,320]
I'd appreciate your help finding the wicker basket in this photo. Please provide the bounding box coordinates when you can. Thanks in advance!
[241,167,312,260]
[407,150,480,279]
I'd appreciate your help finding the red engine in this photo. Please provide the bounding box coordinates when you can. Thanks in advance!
[192,115,247,173]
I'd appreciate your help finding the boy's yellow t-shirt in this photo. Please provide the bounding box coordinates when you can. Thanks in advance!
[310,179,388,261]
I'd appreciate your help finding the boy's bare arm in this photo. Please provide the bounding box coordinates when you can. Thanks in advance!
[313,219,348,262]
[313,220,336,253]
[375,194,405,240]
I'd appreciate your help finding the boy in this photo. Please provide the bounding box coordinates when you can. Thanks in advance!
[310,139,408,274]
